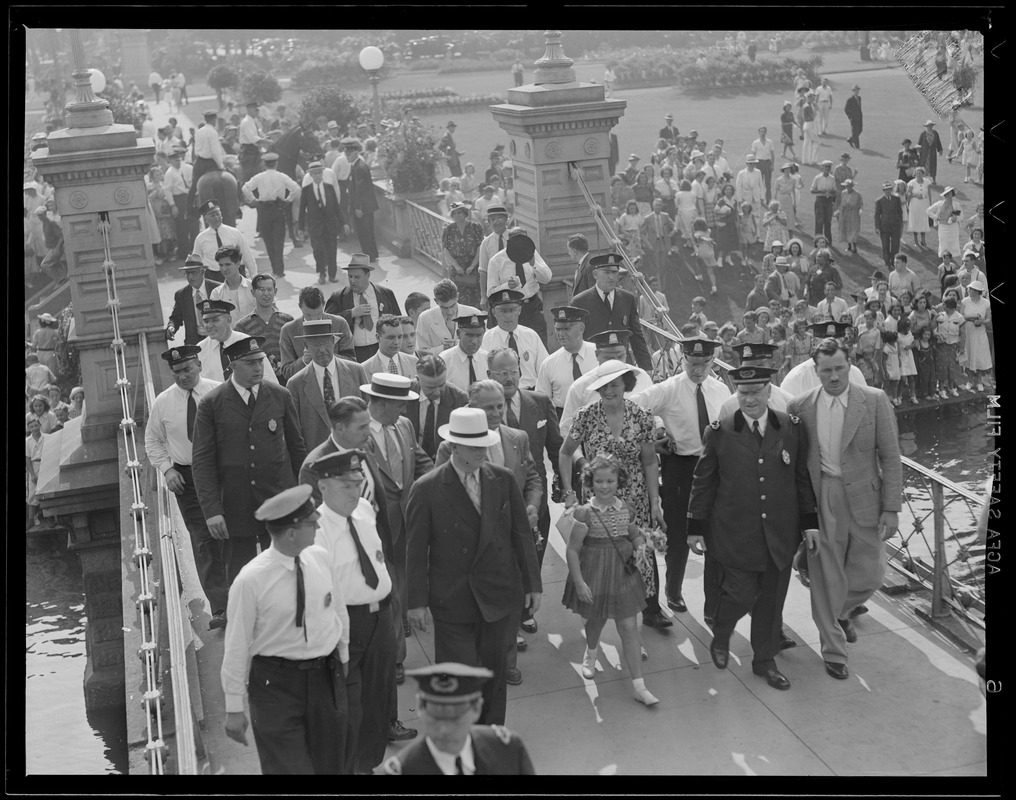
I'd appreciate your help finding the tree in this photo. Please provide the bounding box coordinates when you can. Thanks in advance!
[239,70,282,107]
[299,86,361,131]
[207,64,240,110]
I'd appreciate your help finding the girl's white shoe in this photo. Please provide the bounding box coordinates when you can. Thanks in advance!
[634,686,660,706]
[581,647,598,680]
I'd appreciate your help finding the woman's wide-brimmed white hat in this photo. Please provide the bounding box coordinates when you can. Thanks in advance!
[439,407,500,447]
[359,373,419,401]
[967,280,986,293]
[586,359,637,393]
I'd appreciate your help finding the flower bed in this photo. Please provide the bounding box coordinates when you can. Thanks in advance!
[375,87,457,101]
[678,55,824,90]
[437,58,517,74]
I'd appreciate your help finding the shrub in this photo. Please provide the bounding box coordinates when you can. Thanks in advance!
[239,70,282,106]
[206,64,240,108]
[299,86,361,132]
[438,58,516,74]
[97,84,145,130]
[376,119,445,194]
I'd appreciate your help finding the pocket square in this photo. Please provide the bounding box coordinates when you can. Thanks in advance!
[536,420,546,429]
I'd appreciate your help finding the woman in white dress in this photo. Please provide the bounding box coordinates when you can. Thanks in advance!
[926,187,961,258]
[906,167,933,249]
[960,281,992,390]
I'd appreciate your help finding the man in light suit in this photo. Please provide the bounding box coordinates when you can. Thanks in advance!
[407,407,542,726]
[362,314,418,381]
[285,319,369,451]
[416,279,480,355]
[406,354,469,460]
[787,338,902,680]
[639,199,676,285]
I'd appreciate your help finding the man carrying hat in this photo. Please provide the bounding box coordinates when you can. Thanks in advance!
[482,290,548,391]
[344,138,381,263]
[195,299,281,384]
[571,253,653,372]
[299,159,347,284]
[844,84,863,149]
[659,114,679,144]
[687,366,818,691]
[325,254,402,362]
[192,200,258,274]
[811,160,837,244]
[536,306,595,416]
[192,335,307,588]
[145,346,227,629]
[167,255,218,344]
[406,407,542,726]
[220,484,350,774]
[439,121,463,178]
[484,230,552,345]
[285,319,369,451]
[917,120,944,184]
[477,203,512,308]
[382,663,536,774]
[238,99,273,185]
[874,180,905,268]
[438,312,490,393]
[241,152,300,277]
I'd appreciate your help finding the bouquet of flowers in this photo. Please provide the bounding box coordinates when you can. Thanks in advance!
[633,526,667,596]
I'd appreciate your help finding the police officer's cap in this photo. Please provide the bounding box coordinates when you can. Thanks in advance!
[453,313,487,329]
[809,321,850,339]
[589,253,625,270]
[198,299,235,318]
[311,450,367,479]
[407,662,493,705]
[261,151,280,163]
[161,345,201,366]
[551,306,589,324]
[488,289,524,307]
[729,366,777,386]
[254,484,320,527]
[589,329,631,348]
[679,338,719,358]
[730,341,778,361]
[198,200,220,216]
[222,336,266,361]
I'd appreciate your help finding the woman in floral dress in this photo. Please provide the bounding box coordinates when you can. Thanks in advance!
[441,204,485,307]
[615,200,645,266]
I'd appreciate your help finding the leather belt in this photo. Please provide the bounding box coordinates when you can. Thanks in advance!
[820,471,842,480]
[347,595,391,614]
[253,653,335,670]
[36,348,55,351]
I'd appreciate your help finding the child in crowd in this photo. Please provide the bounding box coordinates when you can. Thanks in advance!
[934,296,965,398]
[737,202,758,270]
[914,327,937,400]
[736,310,766,345]
[718,323,738,365]
[897,318,917,404]
[770,323,790,384]
[761,200,788,251]
[693,231,719,295]
[689,296,708,330]
[788,319,813,369]
[882,329,902,406]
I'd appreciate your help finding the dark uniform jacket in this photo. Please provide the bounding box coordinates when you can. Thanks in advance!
[383,725,535,774]
[515,388,562,496]
[406,382,469,459]
[571,286,653,372]
[406,461,541,624]
[191,380,307,538]
[687,408,817,572]
[325,283,401,333]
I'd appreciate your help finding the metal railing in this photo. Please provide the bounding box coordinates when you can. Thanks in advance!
[405,199,450,269]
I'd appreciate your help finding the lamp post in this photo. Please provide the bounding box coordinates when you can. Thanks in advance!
[359,45,385,135]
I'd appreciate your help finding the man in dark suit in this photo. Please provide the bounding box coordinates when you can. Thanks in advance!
[167,256,218,344]
[383,663,536,775]
[917,120,944,183]
[325,254,402,362]
[299,159,347,285]
[407,353,469,460]
[439,121,463,178]
[285,319,369,451]
[191,336,307,590]
[571,253,653,371]
[844,84,863,149]
[407,407,542,726]
[658,113,679,144]
[342,138,380,263]
[567,234,596,299]
[278,286,355,381]
[687,366,818,692]
[873,181,905,268]
[788,339,902,681]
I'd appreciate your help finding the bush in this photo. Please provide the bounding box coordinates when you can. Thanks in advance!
[438,58,516,74]
[299,86,362,132]
[97,84,146,130]
[206,64,241,108]
[376,119,445,194]
[239,70,282,106]
[407,58,444,72]
[678,54,823,90]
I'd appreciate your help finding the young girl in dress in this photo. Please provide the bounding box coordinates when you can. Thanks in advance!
[788,319,813,369]
[897,318,918,403]
[562,454,657,706]
[761,200,788,251]
[958,129,980,183]
[737,202,758,270]
[882,329,902,406]
[914,326,937,401]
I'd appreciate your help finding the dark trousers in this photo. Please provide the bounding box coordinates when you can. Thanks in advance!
[879,226,901,267]
[354,343,379,363]
[652,453,697,609]
[513,72,524,87]
[345,602,396,773]
[849,121,862,148]
[758,160,773,204]
[519,296,547,346]
[249,655,347,774]
[172,465,229,614]
[814,196,834,243]
[151,82,161,103]
[311,230,339,279]
[710,554,792,670]
[259,201,288,275]
[227,533,268,587]
[352,210,379,261]
[180,84,189,104]
[240,145,263,186]
[434,614,513,725]
[172,195,199,257]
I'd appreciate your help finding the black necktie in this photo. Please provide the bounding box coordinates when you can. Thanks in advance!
[752,419,764,445]
[295,554,307,640]
[248,389,256,412]
[514,259,527,288]
[186,390,197,442]
[455,756,465,775]
[423,400,437,458]
[498,234,504,251]
[696,383,710,442]
[215,229,222,249]
[572,353,582,381]
[508,331,519,358]
[322,366,335,406]
[348,518,379,589]
[219,343,231,379]
[467,354,476,385]
[603,291,612,312]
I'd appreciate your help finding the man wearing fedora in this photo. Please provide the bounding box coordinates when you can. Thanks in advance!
[278,286,356,381]
[917,120,944,184]
[192,336,307,589]
[659,114,679,144]
[407,407,542,726]
[735,154,765,236]
[286,319,370,451]
[440,121,464,178]
[299,159,346,285]
[623,154,641,187]
[343,137,380,263]
[844,85,863,149]
[326,254,402,363]
[484,229,552,345]
[167,256,218,345]
[874,181,905,268]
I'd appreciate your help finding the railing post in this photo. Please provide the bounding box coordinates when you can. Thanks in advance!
[931,482,951,617]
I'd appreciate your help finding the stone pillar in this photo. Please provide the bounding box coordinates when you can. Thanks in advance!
[490,32,626,346]
[117,29,151,88]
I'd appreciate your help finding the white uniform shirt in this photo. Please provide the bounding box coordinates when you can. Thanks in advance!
[481,325,547,389]
[330,437,377,505]
[536,341,596,409]
[315,498,392,606]
[242,169,299,203]
[477,230,507,276]
[780,359,866,398]
[211,277,257,324]
[438,345,489,392]
[220,542,349,713]
[163,162,193,196]
[425,736,476,775]
[196,330,280,384]
[629,373,731,456]
[194,124,226,166]
[144,377,220,473]
[193,223,259,273]
[560,365,655,440]
[239,114,263,146]
[485,248,553,299]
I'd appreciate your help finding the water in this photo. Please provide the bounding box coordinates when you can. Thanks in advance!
[25,545,128,775]
[22,403,991,774]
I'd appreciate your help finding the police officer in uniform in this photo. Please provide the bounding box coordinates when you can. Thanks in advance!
[481,289,548,391]
[241,151,300,276]
[686,367,817,691]
[310,450,398,774]
[144,346,227,628]
[221,484,350,774]
[382,663,536,775]
[721,342,793,414]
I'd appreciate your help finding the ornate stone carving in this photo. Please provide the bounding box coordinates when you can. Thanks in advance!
[510,139,517,156]
[113,187,133,205]
[545,141,562,159]
[69,190,89,209]
[524,142,531,160]
[583,137,600,155]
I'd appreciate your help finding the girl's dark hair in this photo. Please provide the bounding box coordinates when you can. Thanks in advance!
[882,330,899,345]
[581,452,628,491]
[897,318,912,334]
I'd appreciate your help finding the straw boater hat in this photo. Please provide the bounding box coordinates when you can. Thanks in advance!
[294,319,341,339]
[438,407,499,447]
[586,359,638,392]
[360,373,419,402]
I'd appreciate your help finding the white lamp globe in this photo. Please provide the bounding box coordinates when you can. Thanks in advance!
[359,46,385,72]
[89,68,107,94]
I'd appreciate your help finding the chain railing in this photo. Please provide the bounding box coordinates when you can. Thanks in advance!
[405,199,450,269]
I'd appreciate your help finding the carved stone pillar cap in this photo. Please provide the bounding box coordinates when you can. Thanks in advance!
[64,68,114,129]
[533,30,577,85]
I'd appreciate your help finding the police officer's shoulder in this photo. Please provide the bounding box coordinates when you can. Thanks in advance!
[382,754,403,775]
[478,723,515,746]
